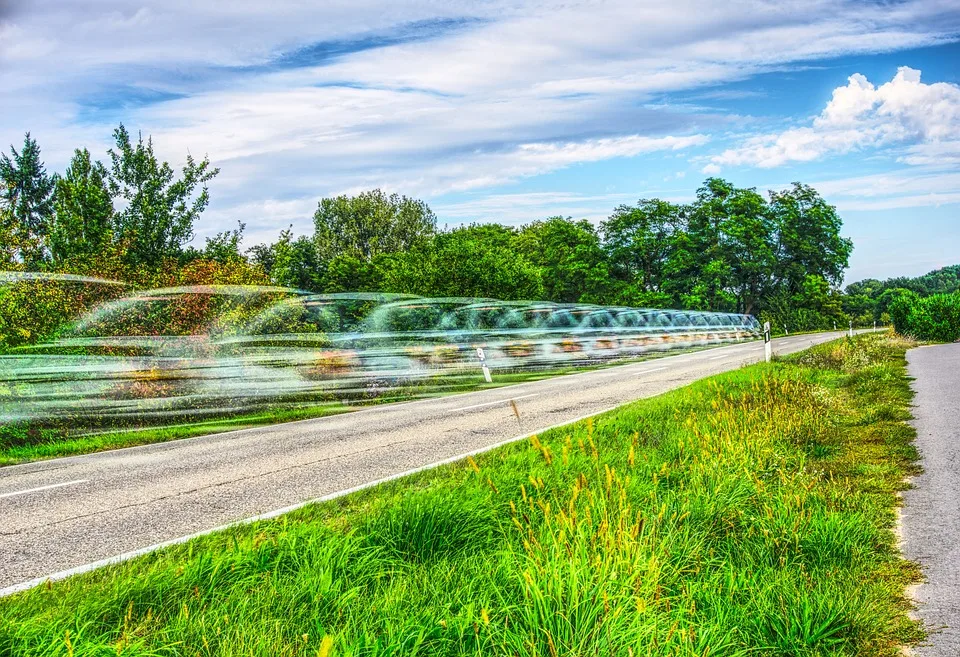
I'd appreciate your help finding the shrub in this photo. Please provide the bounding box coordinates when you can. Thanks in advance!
[890,291,960,342]
[0,276,126,350]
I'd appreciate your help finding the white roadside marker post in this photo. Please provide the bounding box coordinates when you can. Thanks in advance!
[764,321,772,363]
[874,321,877,332]
[476,347,493,383]
[849,320,854,338]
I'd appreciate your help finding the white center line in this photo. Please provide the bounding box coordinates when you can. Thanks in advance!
[708,354,731,360]
[0,479,88,500]
[455,394,540,413]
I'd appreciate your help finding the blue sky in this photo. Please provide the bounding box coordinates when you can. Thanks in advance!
[2,1,959,283]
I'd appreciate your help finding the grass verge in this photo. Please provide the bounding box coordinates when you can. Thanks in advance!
[1,333,922,655]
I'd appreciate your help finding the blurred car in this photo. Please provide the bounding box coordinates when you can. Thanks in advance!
[0,285,301,425]
[0,284,761,428]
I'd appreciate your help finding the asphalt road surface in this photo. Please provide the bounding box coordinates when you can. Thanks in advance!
[903,343,960,656]
[0,332,851,593]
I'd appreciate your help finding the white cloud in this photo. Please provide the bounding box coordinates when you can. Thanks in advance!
[818,170,960,211]
[433,192,634,225]
[195,135,707,244]
[711,67,960,168]
[2,0,959,247]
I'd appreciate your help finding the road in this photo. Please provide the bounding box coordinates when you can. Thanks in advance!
[902,343,960,656]
[0,332,849,594]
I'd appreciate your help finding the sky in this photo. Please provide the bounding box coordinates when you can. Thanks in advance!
[1,0,959,284]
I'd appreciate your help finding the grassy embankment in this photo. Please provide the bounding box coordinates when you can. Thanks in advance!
[0,344,712,466]
[1,333,923,655]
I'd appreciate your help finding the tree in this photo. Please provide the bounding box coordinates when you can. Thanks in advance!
[273,229,323,290]
[514,217,610,303]
[246,228,325,290]
[382,225,543,300]
[49,149,114,265]
[0,205,17,267]
[683,178,739,312]
[715,185,775,315]
[313,189,436,263]
[108,124,219,268]
[768,183,852,294]
[602,199,682,307]
[195,222,246,265]
[0,133,55,267]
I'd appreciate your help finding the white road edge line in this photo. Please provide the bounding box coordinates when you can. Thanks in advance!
[0,332,849,597]
[0,479,87,500]
[455,393,539,413]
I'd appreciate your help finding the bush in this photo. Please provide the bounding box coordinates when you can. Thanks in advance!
[890,291,960,342]
[0,276,126,350]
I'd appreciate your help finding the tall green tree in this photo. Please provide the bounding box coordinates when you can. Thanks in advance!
[0,133,55,267]
[49,149,114,265]
[716,185,775,315]
[383,224,543,300]
[684,178,739,311]
[514,217,610,303]
[768,183,852,294]
[313,189,436,263]
[602,199,681,307]
[108,124,219,268]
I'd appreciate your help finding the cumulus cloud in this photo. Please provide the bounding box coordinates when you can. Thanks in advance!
[711,67,960,168]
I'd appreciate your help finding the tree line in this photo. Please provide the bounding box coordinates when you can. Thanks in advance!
[3,125,940,338]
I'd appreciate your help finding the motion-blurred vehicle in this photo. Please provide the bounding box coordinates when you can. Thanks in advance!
[0,285,761,428]
[0,285,300,425]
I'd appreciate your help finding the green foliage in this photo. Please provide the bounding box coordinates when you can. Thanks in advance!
[49,148,114,265]
[844,266,960,325]
[0,132,55,267]
[761,274,846,334]
[0,206,17,267]
[108,124,219,268]
[195,222,247,265]
[890,291,960,342]
[514,217,610,303]
[0,278,125,350]
[0,334,923,655]
[384,224,544,300]
[602,198,679,303]
[597,179,851,328]
[769,182,853,291]
[314,189,437,263]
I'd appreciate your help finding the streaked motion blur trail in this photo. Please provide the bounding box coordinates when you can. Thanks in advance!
[0,280,760,434]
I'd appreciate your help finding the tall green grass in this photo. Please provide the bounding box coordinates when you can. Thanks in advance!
[0,333,923,655]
